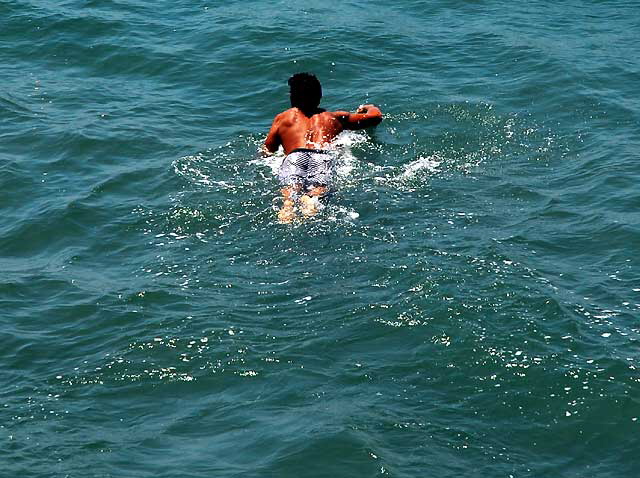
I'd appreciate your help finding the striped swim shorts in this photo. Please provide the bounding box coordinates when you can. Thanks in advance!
[277,148,335,189]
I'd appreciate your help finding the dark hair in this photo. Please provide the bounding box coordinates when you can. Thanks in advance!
[288,72,322,110]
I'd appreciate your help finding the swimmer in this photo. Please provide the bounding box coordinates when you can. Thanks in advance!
[262,72,383,223]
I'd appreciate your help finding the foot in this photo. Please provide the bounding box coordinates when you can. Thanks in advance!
[278,199,296,223]
[299,195,319,217]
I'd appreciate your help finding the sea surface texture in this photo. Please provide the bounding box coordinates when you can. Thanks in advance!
[2,1,639,476]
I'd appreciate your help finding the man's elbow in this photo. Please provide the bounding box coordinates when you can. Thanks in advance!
[362,114,382,128]
[367,106,383,126]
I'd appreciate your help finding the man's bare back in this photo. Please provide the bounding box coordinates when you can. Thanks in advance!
[263,105,383,154]
[263,73,382,223]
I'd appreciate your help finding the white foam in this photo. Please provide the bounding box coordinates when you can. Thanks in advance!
[256,149,285,175]
[173,154,213,186]
[173,153,237,189]
[400,154,442,179]
[326,206,361,222]
[332,130,368,148]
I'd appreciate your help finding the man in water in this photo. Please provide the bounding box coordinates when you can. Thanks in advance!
[263,72,383,222]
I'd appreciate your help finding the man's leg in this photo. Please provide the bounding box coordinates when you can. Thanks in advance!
[299,185,327,217]
[278,184,301,223]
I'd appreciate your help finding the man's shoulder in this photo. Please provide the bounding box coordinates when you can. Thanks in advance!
[280,108,299,116]
[274,108,298,122]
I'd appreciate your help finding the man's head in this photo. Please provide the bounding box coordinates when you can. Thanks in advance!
[288,72,322,111]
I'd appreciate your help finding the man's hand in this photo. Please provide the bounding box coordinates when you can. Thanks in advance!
[260,145,274,157]
[356,104,376,114]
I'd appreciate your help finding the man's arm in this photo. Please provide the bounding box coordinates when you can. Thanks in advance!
[335,104,383,130]
[262,115,282,155]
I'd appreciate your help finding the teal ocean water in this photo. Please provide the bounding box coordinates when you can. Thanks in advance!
[2,1,640,476]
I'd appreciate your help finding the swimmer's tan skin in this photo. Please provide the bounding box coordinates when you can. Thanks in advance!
[263,79,382,223]
[263,105,383,156]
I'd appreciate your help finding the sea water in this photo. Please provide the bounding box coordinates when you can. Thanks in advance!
[2,1,639,476]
